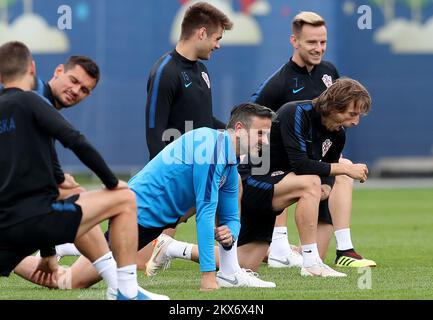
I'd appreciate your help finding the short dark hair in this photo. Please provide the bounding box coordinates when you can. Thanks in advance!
[313,77,372,117]
[0,41,32,83]
[292,11,326,37]
[64,56,100,84]
[227,102,275,129]
[180,2,233,40]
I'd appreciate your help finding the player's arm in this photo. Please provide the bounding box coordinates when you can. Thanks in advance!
[50,143,85,199]
[193,166,222,273]
[192,136,227,289]
[145,62,177,160]
[36,247,58,264]
[319,135,343,193]
[194,171,221,290]
[51,143,65,185]
[250,72,285,112]
[215,165,240,248]
[323,134,368,182]
[281,108,368,182]
[329,161,368,182]
[280,108,331,176]
[28,93,118,189]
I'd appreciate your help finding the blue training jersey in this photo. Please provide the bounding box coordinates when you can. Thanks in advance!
[129,127,240,272]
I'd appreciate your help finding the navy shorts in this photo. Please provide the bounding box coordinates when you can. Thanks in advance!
[0,195,82,277]
[238,173,333,247]
[238,172,288,246]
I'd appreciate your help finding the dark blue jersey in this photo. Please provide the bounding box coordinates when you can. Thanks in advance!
[145,50,225,160]
[33,78,66,184]
[0,88,118,228]
[239,58,340,181]
[269,100,345,186]
[251,58,339,112]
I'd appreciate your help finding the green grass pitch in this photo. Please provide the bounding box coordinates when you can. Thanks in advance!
[1,188,432,300]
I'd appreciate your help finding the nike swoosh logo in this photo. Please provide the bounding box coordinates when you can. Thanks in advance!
[218,275,238,286]
[182,247,187,256]
[303,250,312,253]
[293,87,304,94]
[185,82,192,88]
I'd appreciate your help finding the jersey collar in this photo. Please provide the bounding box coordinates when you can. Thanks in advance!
[172,49,197,65]
[289,57,317,75]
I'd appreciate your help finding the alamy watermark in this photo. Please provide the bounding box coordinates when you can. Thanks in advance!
[357,267,372,289]
[58,5,72,30]
[358,5,373,30]
[159,122,271,175]
[54,4,373,31]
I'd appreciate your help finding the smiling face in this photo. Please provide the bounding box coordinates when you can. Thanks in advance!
[237,116,272,158]
[291,24,327,68]
[196,25,224,60]
[49,64,96,109]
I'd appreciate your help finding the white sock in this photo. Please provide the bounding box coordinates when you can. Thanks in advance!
[301,243,321,268]
[269,227,293,257]
[218,241,242,275]
[56,243,81,257]
[334,228,354,251]
[92,251,117,291]
[166,240,193,260]
[117,265,138,299]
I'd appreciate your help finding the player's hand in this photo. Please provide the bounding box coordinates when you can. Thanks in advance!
[200,271,219,291]
[57,174,85,200]
[30,256,59,287]
[348,163,369,183]
[59,173,80,189]
[320,184,332,201]
[214,225,233,247]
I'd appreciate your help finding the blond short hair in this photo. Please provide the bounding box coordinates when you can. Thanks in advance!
[292,11,325,36]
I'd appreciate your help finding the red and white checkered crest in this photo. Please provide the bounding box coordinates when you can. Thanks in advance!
[322,139,333,157]
[322,74,333,88]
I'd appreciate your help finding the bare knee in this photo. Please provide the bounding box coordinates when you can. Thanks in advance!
[336,159,354,186]
[339,158,353,165]
[300,176,321,200]
[119,189,137,213]
[336,174,354,187]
